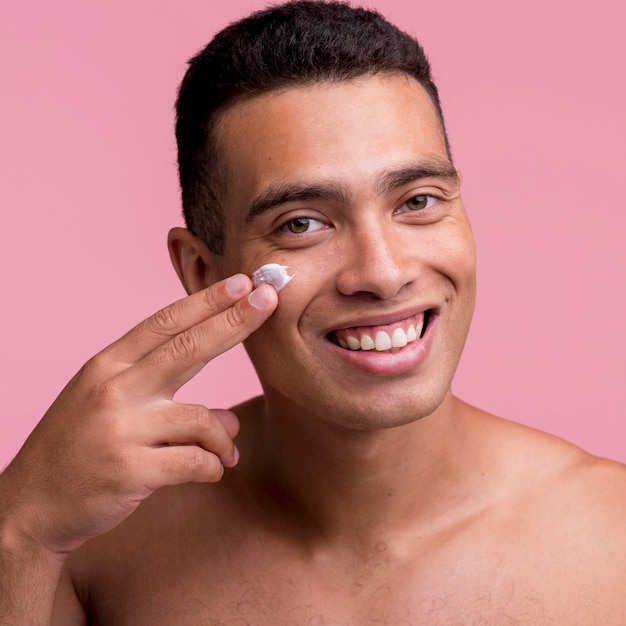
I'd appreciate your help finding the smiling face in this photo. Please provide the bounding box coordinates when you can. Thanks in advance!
[209,73,476,429]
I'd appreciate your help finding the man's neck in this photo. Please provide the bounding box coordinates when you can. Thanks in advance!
[245,392,493,548]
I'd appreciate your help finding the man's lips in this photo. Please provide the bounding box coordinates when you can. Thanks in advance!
[327,311,431,353]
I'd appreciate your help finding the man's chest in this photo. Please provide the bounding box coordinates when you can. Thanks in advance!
[75,494,622,626]
[82,548,566,625]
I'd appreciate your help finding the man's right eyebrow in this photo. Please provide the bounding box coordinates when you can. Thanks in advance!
[245,182,349,222]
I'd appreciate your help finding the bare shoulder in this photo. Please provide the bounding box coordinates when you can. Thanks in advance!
[553,448,626,538]
[460,399,625,534]
[532,438,626,605]
[463,399,626,491]
[493,407,626,511]
[468,401,626,560]
[461,403,626,619]
[565,448,626,497]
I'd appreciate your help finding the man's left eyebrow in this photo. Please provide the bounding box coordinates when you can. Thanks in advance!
[376,159,459,195]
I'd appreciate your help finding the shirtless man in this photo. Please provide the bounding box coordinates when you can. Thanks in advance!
[1,2,625,624]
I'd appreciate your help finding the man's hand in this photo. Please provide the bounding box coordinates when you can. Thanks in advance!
[0,273,278,558]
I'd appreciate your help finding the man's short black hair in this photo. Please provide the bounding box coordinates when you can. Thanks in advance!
[176,0,449,254]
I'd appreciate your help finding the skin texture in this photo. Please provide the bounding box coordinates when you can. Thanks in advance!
[1,74,625,625]
[212,74,476,431]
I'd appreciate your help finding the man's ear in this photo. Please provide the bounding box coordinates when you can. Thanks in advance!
[167,227,218,295]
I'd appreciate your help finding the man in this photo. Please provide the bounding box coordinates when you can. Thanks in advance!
[1,2,625,624]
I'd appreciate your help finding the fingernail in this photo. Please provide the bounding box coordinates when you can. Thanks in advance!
[248,286,268,309]
[226,274,247,296]
[233,446,240,465]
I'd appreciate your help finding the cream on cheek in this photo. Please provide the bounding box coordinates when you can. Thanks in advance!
[247,261,316,348]
[251,263,295,291]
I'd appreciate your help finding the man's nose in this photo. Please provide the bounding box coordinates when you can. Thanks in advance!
[334,222,417,299]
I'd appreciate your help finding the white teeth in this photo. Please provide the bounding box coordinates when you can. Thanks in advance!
[391,327,408,348]
[346,336,361,350]
[337,316,426,351]
[406,324,417,342]
[375,331,392,351]
[360,335,375,350]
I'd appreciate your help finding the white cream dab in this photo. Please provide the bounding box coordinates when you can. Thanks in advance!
[251,263,294,291]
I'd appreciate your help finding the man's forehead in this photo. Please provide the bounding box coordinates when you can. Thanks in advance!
[214,73,445,148]
[213,73,449,196]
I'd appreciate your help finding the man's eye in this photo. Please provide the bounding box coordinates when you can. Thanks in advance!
[283,217,326,233]
[401,195,437,212]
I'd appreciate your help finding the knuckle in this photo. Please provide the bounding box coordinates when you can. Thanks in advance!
[151,305,179,335]
[183,447,222,481]
[199,286,219,312]
[175,403,212,433]
[169,330,197,363]
[88,378,124,409]
[224,304,245,332]
[188,404,212,430]
[78,353,107,382]
[186,447,206,472]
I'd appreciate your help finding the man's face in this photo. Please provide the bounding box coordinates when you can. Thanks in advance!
[210,73,476,429]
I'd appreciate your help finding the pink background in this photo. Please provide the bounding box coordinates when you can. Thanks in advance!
[1,0,624,467]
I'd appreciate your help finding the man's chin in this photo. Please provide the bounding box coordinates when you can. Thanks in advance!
[263,382,453,433]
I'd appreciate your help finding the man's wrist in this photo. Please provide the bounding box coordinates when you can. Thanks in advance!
[0,498,66,570]
[0,513,66,625]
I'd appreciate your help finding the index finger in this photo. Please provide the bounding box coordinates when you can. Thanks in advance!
[104,274,253,366]
[119,283,279,398]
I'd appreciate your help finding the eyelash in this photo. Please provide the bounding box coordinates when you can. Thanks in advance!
[276,194,442,236]
[396,194,440,214]
[277,216,328,235]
